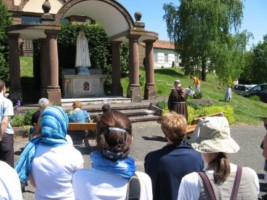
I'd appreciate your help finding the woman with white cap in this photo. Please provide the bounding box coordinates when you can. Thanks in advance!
[178,116,259,200]
[168,80,188,122]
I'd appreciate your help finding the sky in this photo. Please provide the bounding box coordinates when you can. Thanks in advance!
[118,0,267,48]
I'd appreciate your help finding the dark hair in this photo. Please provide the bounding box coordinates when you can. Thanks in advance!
[208,152,230,184]
[96,110,132,160]
[102,104,110,113]
[0,80,5,92]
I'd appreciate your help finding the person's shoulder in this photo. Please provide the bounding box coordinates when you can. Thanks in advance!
[74,168,93,177]
[242,166,258,177]
[135,171,151,179]
[0,161,17,177]
[3,97,13,105]
[145,147,167,160]
[182,171,200,183]
[60,144,82,155]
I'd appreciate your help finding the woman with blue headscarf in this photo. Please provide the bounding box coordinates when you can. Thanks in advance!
[16,106,84,200]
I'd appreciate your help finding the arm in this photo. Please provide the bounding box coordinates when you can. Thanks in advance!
[179,89,188,101]
[168,90,174,111]
[177,173,200,200]
[0,116,8,141]
[29,172,36,187]
[262,135,267,159]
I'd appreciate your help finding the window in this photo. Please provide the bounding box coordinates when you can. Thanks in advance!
[22,16,41,24]
[154,53,158,62]
[175,54,179,63]
[164,54,168,62]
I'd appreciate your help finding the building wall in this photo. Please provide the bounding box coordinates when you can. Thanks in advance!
[154,48,180,68]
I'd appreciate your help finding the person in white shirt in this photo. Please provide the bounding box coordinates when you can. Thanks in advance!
[178,116,259,200]
[16,106,84,200]
[0,80,15,167]
[0,161,23,199]
[73,110,153,200]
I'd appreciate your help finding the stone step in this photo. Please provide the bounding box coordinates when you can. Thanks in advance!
[17,98,164,123]
[129,115,161,123]
[61,97,132,107]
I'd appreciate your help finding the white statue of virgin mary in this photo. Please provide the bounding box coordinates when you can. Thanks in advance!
[75,31,91,74]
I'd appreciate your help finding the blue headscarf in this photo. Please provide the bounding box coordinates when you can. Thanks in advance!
[15,106,69,183]
[91,151,136,180]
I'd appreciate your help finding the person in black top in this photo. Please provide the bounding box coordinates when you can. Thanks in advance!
[168,80,188,122]
[144,112,204,200]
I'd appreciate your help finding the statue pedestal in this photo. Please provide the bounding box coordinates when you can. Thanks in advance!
[62,70,107,97]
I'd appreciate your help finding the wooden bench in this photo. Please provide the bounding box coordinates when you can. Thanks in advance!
[33,122,97,145]
[185,112,225,142]
[34,122,97,131]
[68,122,96,131]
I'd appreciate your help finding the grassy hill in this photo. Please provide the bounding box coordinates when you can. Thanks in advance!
[121,67,267,124]
[20,56,266,124]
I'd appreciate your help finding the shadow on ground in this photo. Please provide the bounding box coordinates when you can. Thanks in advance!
[142,136,167,142]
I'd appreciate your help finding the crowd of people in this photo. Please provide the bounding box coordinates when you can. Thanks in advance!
[0,78,263,199]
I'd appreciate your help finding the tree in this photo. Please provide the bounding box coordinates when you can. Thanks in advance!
[0,0,11,83]
[242,35,267,83]
[163,0,244,81]
[210,31,250,83]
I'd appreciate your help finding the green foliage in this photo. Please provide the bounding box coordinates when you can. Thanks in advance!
[156,100,168,110]
[192,92,203,99]
[11,114,25,127]
[57,24,111,71]
[210,32,250,83]
[188,106,197,124]
[202,106,235,124]
[20,56,33,77]
[187,100,210,110]
[241,35,267,83]
[120,42,129,77]
[24,109,36,125]
[163,0,245,81]
[0,1,11,83]
[248,95,261,102]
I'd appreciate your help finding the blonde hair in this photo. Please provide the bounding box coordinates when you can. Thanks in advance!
[72,100,82,109]
[161,112,187,144]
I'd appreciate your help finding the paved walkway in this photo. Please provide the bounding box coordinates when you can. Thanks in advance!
[14,121,266,199]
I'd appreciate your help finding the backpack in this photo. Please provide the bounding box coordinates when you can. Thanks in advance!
[126,173,141,200]
[198,165,242,200]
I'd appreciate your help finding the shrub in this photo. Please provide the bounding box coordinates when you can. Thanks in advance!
[156,100,168,110]
[156,100,169,114]
[200,105,235,124]
[24,109,36,125]
[192,92,203,99]
[11,114,25,127]
[188,106,197,124]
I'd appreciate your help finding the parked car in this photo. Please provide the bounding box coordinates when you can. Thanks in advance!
[240,84,267,98]
[233,84,256,95]
[260,89,267,103]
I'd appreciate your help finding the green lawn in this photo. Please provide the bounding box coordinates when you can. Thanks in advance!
[122,67,267,124]
[20,56,266,124]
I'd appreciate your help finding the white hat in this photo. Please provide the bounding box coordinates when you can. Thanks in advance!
[190,116,240,153]
[38,98,50,108]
